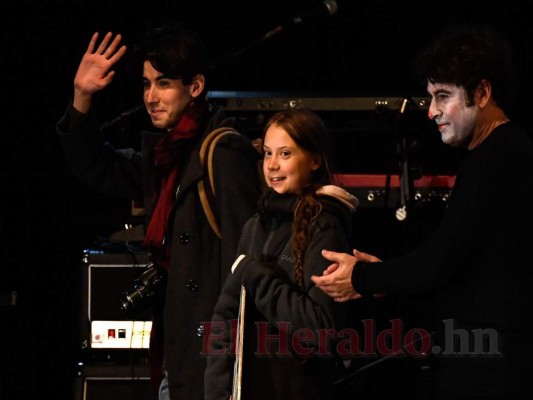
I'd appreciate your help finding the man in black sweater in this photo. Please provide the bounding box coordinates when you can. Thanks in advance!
[312,26,533,399]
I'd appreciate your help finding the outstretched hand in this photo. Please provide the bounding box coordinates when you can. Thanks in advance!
[311,250,361,302]
[311,249,382,302]
[73,32,127,113]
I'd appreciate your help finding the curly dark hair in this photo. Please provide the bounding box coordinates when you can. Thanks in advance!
[413,25,514,111]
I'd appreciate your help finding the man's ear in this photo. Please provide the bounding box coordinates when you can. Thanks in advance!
[190,74,205,98]
[477,79,492,108]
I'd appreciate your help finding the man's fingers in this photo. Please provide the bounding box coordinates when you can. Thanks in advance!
[311,274,330,286]
[108,45,127,64]
[95,32,113,54]
[335,293,362,302]
[322,263,339,276]
[353,248,381,263]
[104,34,124,59]
[86,32,99,53]
[321,249,345,264]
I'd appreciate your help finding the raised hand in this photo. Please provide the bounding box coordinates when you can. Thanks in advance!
[73,32,127,113]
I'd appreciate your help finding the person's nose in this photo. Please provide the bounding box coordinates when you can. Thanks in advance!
[144,85,158,104]
[267,156,279,171]
[427,99,440,120]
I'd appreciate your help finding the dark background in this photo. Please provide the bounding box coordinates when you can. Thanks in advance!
[1,1,532,399]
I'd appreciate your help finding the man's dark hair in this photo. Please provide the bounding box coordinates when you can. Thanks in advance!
[414,26,515,112]
[136,23,208,86]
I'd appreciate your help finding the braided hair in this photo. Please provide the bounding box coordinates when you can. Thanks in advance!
[263,108,334,288]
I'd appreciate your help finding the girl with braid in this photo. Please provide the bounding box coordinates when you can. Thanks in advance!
[204,107,359,400]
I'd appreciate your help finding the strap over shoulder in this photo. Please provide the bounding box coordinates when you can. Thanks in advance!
[198,127,242,238]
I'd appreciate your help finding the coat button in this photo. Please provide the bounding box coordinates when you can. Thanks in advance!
[179,233,190,244]
[186,280,199,292]
[196,324,204,337]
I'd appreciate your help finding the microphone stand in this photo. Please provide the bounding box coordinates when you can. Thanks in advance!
[208,33,276,73]
[394,98,420,222]
[100,104,145,131]
[210,0,338,72]
[332,330,435,386]
[208,16,298,73]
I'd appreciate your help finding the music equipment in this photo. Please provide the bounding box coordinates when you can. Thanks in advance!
[261,0,338,41]
[207,91,430,112]
[81,250,152,351]
[207,92,461,213]
[75,250,154,400]
[208,91,454,173]
[75,363,151,400]
[335,173,455,209]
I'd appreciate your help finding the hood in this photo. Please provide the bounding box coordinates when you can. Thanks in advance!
[316,185,359,213]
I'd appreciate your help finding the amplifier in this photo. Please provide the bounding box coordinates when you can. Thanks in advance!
[75,363,152,400]
[335,173,455,210]
[207,91,430,111]
[81,250,152,351]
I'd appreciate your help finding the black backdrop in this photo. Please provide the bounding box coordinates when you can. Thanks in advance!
[1,1,532,399]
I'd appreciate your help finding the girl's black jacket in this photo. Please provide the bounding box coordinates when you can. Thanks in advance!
[204,188,355,400]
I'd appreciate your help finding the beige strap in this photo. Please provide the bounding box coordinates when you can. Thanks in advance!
[198,127,241,238]
[198,180,220,237]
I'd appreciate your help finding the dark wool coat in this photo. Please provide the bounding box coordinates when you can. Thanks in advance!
[205,189,353,400]
[57,103,261,400]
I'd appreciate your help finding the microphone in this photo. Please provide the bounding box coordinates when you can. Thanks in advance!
[261,0,338,40]
[209,0,338,71]
[100,104,145,130]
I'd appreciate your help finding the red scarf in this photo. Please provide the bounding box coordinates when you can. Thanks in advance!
[143,99,207,269]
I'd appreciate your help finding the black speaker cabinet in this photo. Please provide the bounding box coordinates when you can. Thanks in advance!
[75,363,154,400]
[81,250,152,351]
